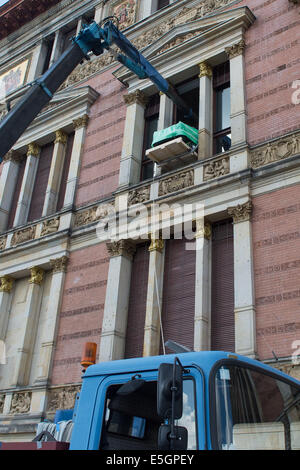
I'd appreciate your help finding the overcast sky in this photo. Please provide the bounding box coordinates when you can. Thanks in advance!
[0,0,9,7]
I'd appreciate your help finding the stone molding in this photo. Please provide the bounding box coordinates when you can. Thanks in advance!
[228,200,252,224]
[11,225,36,246]
[41,217,60,237]
[0,275,14,293]
[27,143,41,158]
[73,114,89,130]
[128,186,150,206]
[29,267,44,286]
[54,130,68,145]
[158,169,194,196]
[203,157,230,181]
[225,39,246,59]
[47,385,81,413]
[10,392,32,414]
[106,239,136,261]
[123,90,149,108]
[251,132,300,169]
[50,255,69,274]
[198,61,213,78]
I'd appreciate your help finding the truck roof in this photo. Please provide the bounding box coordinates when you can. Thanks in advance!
[83,350,300,386]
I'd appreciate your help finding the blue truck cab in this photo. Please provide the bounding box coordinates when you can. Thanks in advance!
[69,351,300,450]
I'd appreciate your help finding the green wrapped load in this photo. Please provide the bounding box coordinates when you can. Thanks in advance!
[151,121,198,148]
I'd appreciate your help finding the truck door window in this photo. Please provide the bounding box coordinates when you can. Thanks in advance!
[213,365,300,450]
[100,379,197,450]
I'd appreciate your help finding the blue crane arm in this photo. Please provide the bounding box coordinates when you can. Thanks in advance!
[0,19,194,163]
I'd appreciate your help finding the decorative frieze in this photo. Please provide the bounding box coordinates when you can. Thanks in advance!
[225,39,246,59]
[10,392,31,414]
[50,256,69,274]
[128,186,150,206]
[27,142,40,158]
[41,217,60,237]
[0,394,5,413]
[198,61,213,78]
[203,157,230,181]
[0,236,7,251]
[11,225,36,246]
[74,204,112,228]
[106,239,136,261]
[73,114,89,130]
[251,133,300,169]
[158,169,194,196]
[29,267,44,286]
[228,201,252,224]
[113,0,137,30]
[0,276,14,293]
[47,385,81,413]
[54,130,68,145]
[123,90,149,108]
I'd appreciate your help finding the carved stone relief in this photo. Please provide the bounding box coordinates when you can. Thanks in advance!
[112,0,137,30]
[203,157,230,181]
[41,217,60,237]
[47,385,81,413]
[158,169,194,196]
[0,394,5,414]
[251,133,300,169]
[228,200,252,224]
[10,392,32,414]
[128,186,150,206]
[11,225,36,246]
[74,203,113,228]
[0,236,7,251]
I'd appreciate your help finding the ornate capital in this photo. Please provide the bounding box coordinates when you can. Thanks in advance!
[228,200,252,224]
[73,114,89,130]
[0,275,14,293]
[3,150,23,164]
[195,221,212,240]
[55,130,68,145]
[27,142,40,158]
[29,267,44,285]
[123,90,149,108]
[225,39,246,59]
[149,236,164,253]
[50,256,69,273]
[106,240,136,261]
[198,61,212,78]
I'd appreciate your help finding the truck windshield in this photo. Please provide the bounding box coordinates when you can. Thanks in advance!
[213,365,300,450]
[100,378,197,450]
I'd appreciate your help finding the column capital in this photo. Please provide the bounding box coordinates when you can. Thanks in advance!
[27,142,41,158]
[54,130,68,145]
[2,150,23,164]
[225,39,246,59]
[50,255,69,273]
[123,90,149,108]
[195,221,212,240]
[0,275,14,293]
[29,267,44,285]
[73,114,89,130]
[228,200,252,224]
[149,236,164,253]
[106,239,136,261]
[198,61,213,79]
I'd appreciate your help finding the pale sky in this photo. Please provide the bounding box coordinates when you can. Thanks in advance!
[0,0,10,7]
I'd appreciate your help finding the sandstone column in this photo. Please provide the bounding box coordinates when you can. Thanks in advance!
[0,276,14,342]
[99,240,136,361]
[198,61,213,159]
[63,115,89,209]
[119,91,148,188]
[13,143,41,227]
[143,236,165,357]
[11,267,44,386]
[42,130,68,216]
[0,151,23,232]
[228,200,256,357]
[194,221,212,351]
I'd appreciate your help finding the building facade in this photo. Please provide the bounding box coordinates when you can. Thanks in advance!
[0,0,299,441]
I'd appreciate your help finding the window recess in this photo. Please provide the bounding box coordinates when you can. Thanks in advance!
[213,62,231,155]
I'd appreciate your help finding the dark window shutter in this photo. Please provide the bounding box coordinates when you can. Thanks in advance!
[56,132,74,211]
[27,142,53,222]
[211,219,235,352]
[7,157,26,229]
[124,243,149,359]
[160,238,196,353]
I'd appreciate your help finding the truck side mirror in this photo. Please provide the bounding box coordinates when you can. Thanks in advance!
[158,424,188,450]
[157,362,183,420]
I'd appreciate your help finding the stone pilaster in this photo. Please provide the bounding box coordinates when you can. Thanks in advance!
[198,61,213,159]
[42,130,68,216]
[143,236,165,357]
[13,143,41,227]
[99,240,136,361]
[0,276,14,341]
[228,200,256,358]
[0,151,23,232]
[119,91,149,188]
[63,115,89,209]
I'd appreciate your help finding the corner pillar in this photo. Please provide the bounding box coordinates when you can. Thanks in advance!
[0,151,23,232]
[198,62,213,159]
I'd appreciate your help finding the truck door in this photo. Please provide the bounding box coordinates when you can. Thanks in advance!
[87,367,206,450]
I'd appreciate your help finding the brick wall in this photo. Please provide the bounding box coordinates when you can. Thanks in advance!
[252,184,300,361]
[51,243,109,385]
